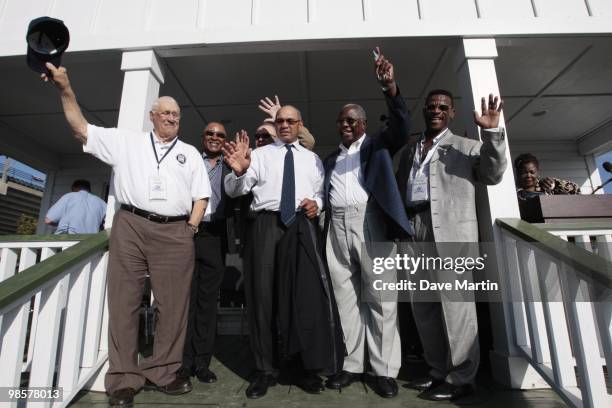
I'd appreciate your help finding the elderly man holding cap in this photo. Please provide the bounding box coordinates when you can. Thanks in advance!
[41,62,210,408]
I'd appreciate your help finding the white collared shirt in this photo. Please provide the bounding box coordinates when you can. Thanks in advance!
[84,124,211,216]
[152,134,178,161]
[329,133,369,208]
[406,128,450,204]
[224,139,324,212]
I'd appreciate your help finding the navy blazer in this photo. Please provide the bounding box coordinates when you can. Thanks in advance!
[323,88,413,238]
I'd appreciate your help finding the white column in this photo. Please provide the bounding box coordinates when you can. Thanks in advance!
[104,50,165,228]
[35,170,57,234]
[455,38,548,389]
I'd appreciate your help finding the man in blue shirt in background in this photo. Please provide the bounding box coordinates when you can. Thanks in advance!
[45,179,106,234]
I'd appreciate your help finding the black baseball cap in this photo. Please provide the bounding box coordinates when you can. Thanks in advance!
[26,17,70,74]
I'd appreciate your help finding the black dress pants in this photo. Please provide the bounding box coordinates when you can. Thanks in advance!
[243,212,286,374]
[180,220,226,373]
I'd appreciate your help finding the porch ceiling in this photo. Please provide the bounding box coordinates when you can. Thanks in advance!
[0,35,610,169]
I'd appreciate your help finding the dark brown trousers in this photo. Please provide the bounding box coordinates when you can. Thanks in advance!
[104,210,194,393]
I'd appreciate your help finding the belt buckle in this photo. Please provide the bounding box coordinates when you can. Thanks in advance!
[147,213,158,222]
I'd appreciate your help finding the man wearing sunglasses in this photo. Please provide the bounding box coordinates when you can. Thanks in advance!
[397,90,506,401]
[223,106,327,399]
[253,122,277,148]
[178,122,233,385]
[322,47,413,399]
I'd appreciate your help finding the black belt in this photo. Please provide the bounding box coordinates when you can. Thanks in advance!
[120,204,188,223]
[406,202,430,217]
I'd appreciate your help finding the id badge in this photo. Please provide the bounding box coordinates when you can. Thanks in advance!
[411,173,428,202]
[149,175,167,201]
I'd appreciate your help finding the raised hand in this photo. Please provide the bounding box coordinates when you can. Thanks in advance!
[473,94,504,129]
[222,130,251,176]
[374,46,396,95]
[40,62,70,91]
[258,95,281,119]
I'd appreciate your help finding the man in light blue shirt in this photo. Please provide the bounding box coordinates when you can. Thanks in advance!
[45,179,106,234]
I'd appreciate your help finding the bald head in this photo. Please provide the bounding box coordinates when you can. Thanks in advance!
[275,105,303,143]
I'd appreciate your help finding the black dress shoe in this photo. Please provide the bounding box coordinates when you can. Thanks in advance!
[109,388,135,407]
[144,377,192,395]
[195,367,217,383]
[403,376,444,391]
[418,381,474,401]
[245,372,277,399]
[325,371,361,390]
[372,376,398,398]
[297,373,325,394]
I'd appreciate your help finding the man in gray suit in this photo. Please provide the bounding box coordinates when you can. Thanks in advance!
[397,90,506,401]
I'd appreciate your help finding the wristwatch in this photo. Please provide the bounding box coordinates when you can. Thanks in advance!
[187,222,199,234]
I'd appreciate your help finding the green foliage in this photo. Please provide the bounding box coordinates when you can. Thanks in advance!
[16,214,37,235]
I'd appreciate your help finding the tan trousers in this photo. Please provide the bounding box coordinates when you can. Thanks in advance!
[326,202,401,377]
[409,210,480,385]
[105,210,194,393]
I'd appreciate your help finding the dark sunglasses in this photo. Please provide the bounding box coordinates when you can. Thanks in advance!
[336,117,360,126]
[274,118,300,126]
[425,103,451,112]
[204,130,226,138]
[254,132,272,140]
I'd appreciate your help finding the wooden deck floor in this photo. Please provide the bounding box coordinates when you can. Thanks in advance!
[70,335,566,407]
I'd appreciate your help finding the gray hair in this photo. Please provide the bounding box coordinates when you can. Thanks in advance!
[151,96,179,112]
[341,104,367,120]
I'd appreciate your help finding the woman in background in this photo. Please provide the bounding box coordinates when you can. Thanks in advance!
[515,153,581,200]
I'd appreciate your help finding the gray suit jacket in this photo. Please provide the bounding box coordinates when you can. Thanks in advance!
[396,129,507,242]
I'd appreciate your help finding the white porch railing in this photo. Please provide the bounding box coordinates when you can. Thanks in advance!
[0,232,109,408]
[497,219,611,408]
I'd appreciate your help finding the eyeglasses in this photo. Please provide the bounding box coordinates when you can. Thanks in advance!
[204,130,226,138]
[336,117,361,126]
[425,104,451,112]
[274,118,300,126]
[156,110,181,119]
[254,132,272,140]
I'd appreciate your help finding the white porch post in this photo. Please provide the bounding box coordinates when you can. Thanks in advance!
[35,170,56,234]
[104,50,164,228]
[455,38,548,389]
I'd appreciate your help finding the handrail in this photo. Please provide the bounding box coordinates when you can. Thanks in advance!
[536,222,612,232]
[0,233,96,243]
[0,231,109,311]
[496,218,612,289]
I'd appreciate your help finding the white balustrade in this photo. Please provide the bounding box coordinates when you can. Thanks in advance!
[0,236,108,407]
[498,221,612,408]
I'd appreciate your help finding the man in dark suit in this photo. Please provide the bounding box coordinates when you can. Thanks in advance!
[322,47,413,398]
[178,122,233,384]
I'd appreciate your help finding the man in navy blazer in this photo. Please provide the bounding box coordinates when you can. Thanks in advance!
[322,47,413,398]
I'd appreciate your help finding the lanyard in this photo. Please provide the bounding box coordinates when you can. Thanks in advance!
[150,132,178,170]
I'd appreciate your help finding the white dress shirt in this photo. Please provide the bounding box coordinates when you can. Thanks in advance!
[84,124,211,216]
[329,133,370,208]
[406,128,450,204]
[224,139,324,211]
